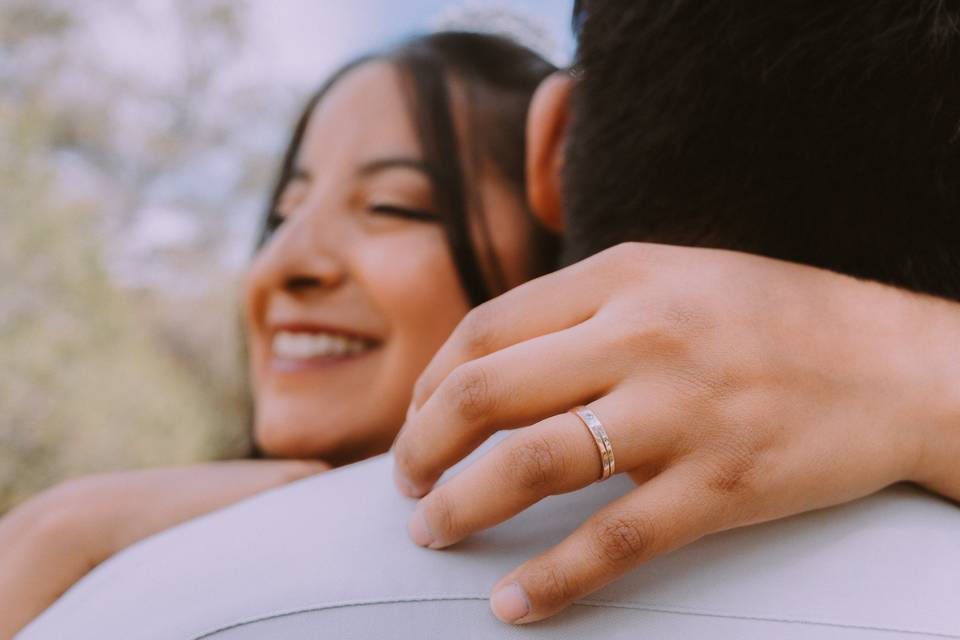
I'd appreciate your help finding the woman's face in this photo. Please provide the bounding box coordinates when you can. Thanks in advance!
[245,62,532,464]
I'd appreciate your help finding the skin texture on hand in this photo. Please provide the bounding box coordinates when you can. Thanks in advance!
[0,459,329,639]
[392,242,960,624]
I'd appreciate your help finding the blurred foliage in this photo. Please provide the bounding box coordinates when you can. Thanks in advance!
[0,0,265,513]
[0,0,571,515]
[0,167,250,512]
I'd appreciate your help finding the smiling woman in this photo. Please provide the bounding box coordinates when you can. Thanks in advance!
[0,30,559,637]
[245,33,559,465]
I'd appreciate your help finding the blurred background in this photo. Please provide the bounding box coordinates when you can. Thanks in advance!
[0,0,574,513]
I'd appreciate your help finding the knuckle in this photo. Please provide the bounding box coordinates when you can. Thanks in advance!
[591,511,656,566]
[605,241,647,266]
[584,242,650,283]
[528,562,578,606]
[423,488,458,540]
[505,435,566,493]
[621,316,689,360]
[606,299,697,358]
[457,304,498,357]
[696,437,761,498]
[661,299,710,339]
[614,241,665,273]
[444,363,495,423]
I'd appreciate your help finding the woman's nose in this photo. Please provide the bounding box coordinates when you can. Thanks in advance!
[249,214,346,298]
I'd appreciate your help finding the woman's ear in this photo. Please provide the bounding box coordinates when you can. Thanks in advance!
[526,72,572,233]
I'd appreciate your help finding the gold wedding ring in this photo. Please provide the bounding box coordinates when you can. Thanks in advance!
[570,405,615,481]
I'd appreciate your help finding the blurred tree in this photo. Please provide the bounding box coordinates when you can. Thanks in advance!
[0,124,249,511]
[0,0,271,512]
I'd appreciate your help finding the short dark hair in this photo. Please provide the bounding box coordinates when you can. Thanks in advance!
[566,0,960,300]
[262,31,559,306]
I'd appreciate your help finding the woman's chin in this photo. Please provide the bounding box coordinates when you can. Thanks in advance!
[253,409,395,465]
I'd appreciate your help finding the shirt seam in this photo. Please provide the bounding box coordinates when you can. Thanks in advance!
[191,595,960,639]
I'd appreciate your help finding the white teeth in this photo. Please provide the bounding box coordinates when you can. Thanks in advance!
[272,331,372,360]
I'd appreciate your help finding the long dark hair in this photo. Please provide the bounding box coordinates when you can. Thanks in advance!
[245,31,559,458]
[258,31,560,305]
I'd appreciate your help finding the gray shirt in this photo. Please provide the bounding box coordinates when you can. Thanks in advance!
[18,448,960,639]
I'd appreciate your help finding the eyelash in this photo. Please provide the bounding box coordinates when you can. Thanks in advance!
[368,204,439,222]
[263,203,437,237]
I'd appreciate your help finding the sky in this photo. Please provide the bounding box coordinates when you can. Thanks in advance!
[85,0,575,95]
[241,0,575,86]
[52,1,577,289]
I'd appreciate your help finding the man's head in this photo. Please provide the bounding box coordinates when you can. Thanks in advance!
[527,0,960,299]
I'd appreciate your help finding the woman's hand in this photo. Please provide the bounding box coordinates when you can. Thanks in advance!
[392,242,960,624]
[0,459,329,638]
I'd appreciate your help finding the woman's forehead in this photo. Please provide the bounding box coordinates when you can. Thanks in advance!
[299,62,421,166]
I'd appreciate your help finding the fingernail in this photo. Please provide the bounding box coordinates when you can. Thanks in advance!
[408,507,436,547]
[490,582,530,623]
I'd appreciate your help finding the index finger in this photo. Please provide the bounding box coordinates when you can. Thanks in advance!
[491,463,722,624]
[408,252,615,413]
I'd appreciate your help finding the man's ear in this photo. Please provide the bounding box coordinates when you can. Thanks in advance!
[526,72,572,233]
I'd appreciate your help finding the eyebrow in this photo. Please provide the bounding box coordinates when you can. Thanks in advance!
[289,157,434,183]
[357,157,434,179]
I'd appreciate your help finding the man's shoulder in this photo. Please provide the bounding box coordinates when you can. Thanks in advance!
[20,452,960,639]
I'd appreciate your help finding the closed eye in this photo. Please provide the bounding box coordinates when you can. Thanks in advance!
[369,204,439,222]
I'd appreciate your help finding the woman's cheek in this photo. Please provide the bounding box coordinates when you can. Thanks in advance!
[356,231,470,358]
